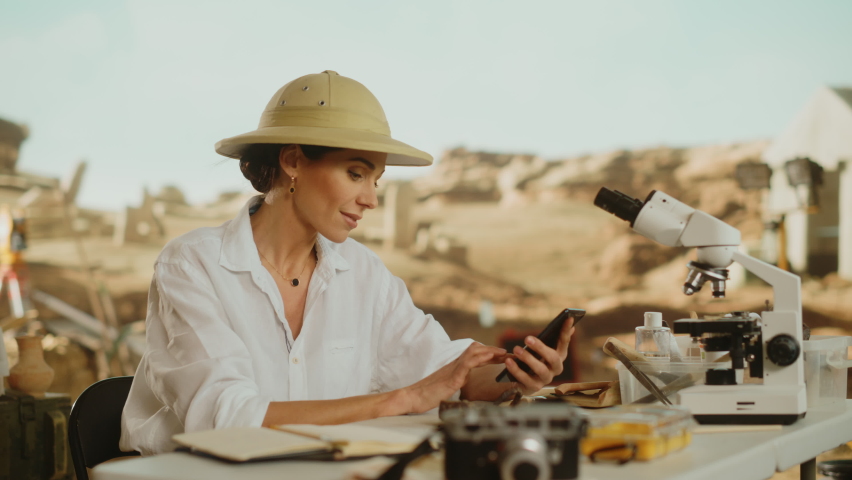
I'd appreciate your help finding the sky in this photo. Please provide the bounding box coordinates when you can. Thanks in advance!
[2,0,851,210]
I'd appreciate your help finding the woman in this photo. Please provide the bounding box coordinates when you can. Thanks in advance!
[120,70,575,456]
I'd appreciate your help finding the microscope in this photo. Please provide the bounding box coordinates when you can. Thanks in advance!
[594,188,806,425]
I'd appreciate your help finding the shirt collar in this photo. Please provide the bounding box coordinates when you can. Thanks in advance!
[219,196,351,274]
[314,233,351,274]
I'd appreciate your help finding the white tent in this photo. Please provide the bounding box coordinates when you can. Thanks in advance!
[763,86,852,279]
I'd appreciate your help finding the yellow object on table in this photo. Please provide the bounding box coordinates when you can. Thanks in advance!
[581,405,694,463]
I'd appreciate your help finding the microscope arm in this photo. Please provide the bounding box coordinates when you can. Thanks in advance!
[731,251,802,314]
[732,251,805,389]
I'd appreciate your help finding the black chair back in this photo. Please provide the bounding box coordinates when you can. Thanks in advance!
[68,376,140,480]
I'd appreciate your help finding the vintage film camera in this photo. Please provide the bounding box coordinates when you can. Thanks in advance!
[442,403,586,480]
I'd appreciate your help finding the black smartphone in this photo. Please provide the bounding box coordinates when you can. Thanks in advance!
[495,308,586,383]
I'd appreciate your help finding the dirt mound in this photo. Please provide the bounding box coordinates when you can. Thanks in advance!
[597,235,685,290]
[415,140,768,213]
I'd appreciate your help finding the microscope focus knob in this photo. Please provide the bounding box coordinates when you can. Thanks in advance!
[766,334,800,367]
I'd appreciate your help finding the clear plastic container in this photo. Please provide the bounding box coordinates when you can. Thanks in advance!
[616,361,731,405]
[581,405,694,462]
[803,335,852,410]
[674,335,711,363]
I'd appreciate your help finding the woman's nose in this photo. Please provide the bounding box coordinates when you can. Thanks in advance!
[358,184,378,209]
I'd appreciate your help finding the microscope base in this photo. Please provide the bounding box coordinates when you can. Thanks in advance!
[693,413,805,425]
[680,384,807,425]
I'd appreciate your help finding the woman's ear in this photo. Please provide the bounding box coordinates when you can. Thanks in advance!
[279,144,301,178]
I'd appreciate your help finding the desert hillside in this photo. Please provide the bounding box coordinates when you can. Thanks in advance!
[5,139,852,399]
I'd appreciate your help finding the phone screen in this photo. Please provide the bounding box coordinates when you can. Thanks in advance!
[495,308,585,383]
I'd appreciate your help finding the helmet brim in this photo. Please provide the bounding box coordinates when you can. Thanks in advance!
[215,126,432,167]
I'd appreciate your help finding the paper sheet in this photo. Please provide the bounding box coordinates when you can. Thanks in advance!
[274,423,424,457]
[172,427,331,462]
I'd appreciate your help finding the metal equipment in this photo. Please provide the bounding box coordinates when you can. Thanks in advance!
[594,188,807,425]
[442,403,586,480]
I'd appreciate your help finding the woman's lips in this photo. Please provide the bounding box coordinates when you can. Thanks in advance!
[341,212,359,228]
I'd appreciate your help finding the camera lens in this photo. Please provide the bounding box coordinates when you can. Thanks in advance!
[512,462,540,480]
[500,435,551,480]
[593,188,644,226]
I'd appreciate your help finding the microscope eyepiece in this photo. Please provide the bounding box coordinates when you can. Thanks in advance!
[593,188,645,226]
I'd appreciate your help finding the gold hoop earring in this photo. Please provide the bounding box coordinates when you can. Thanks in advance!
[289,176,296,194]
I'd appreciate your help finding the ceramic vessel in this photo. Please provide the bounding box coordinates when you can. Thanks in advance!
[8,335,54,397]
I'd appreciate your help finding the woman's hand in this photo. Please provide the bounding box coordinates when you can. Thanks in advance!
[400,343,508,414]
[505,317,575,395]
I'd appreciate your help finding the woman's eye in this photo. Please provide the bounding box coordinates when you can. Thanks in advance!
[348,170,362,180]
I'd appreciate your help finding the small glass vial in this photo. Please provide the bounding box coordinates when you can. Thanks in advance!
[635,312,671,361]
[684,337,705,362]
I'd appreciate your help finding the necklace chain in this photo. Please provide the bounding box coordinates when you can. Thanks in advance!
[259,248,313,287]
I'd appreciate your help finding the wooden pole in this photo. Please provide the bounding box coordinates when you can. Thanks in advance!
[56,161,135,376]
[56,190,112,379]
[53,166,137,378]
[778,214,790,272]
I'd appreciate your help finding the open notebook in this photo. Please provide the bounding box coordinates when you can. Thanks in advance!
[172,423,425,462]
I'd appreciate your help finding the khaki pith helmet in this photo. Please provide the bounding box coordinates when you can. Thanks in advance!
[215,70,432,166]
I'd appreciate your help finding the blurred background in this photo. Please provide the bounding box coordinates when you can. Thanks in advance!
[2,3,852,470]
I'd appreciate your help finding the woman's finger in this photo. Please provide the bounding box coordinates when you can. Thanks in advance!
[512,346,552,383]
[523,336,563,371]
[462,350,506,371]
[467,344,507,357]
[459,344,504,365]
[505,358,536,385]
[505,358,542,393]
[556,318,576,358]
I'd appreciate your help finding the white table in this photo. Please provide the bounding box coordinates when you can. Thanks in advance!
[94,401,852,480]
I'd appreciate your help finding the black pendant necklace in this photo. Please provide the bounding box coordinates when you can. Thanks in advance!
[259,249,312,287]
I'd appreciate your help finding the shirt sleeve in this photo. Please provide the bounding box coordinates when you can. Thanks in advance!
[143,258,273,433]
[373,269,474,392]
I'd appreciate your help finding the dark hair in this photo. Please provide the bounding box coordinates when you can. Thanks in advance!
[239,144,342,193]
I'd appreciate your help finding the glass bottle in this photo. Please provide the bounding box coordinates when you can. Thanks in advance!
[635,312,671,361]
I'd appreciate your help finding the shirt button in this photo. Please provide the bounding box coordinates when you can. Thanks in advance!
[292,357,299,364]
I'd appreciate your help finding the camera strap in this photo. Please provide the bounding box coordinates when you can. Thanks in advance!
[376,431,440,480]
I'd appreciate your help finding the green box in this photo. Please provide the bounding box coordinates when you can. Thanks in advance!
[0,390,73,480]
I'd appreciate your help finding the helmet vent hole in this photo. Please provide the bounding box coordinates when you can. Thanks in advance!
[302,86,310,91]
[318,100,326,106]
[280,100,287,105]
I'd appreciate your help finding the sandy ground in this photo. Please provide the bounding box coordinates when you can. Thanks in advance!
[412,200,614,299]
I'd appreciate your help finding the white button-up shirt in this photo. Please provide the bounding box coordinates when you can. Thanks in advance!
[120,197,472,455]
